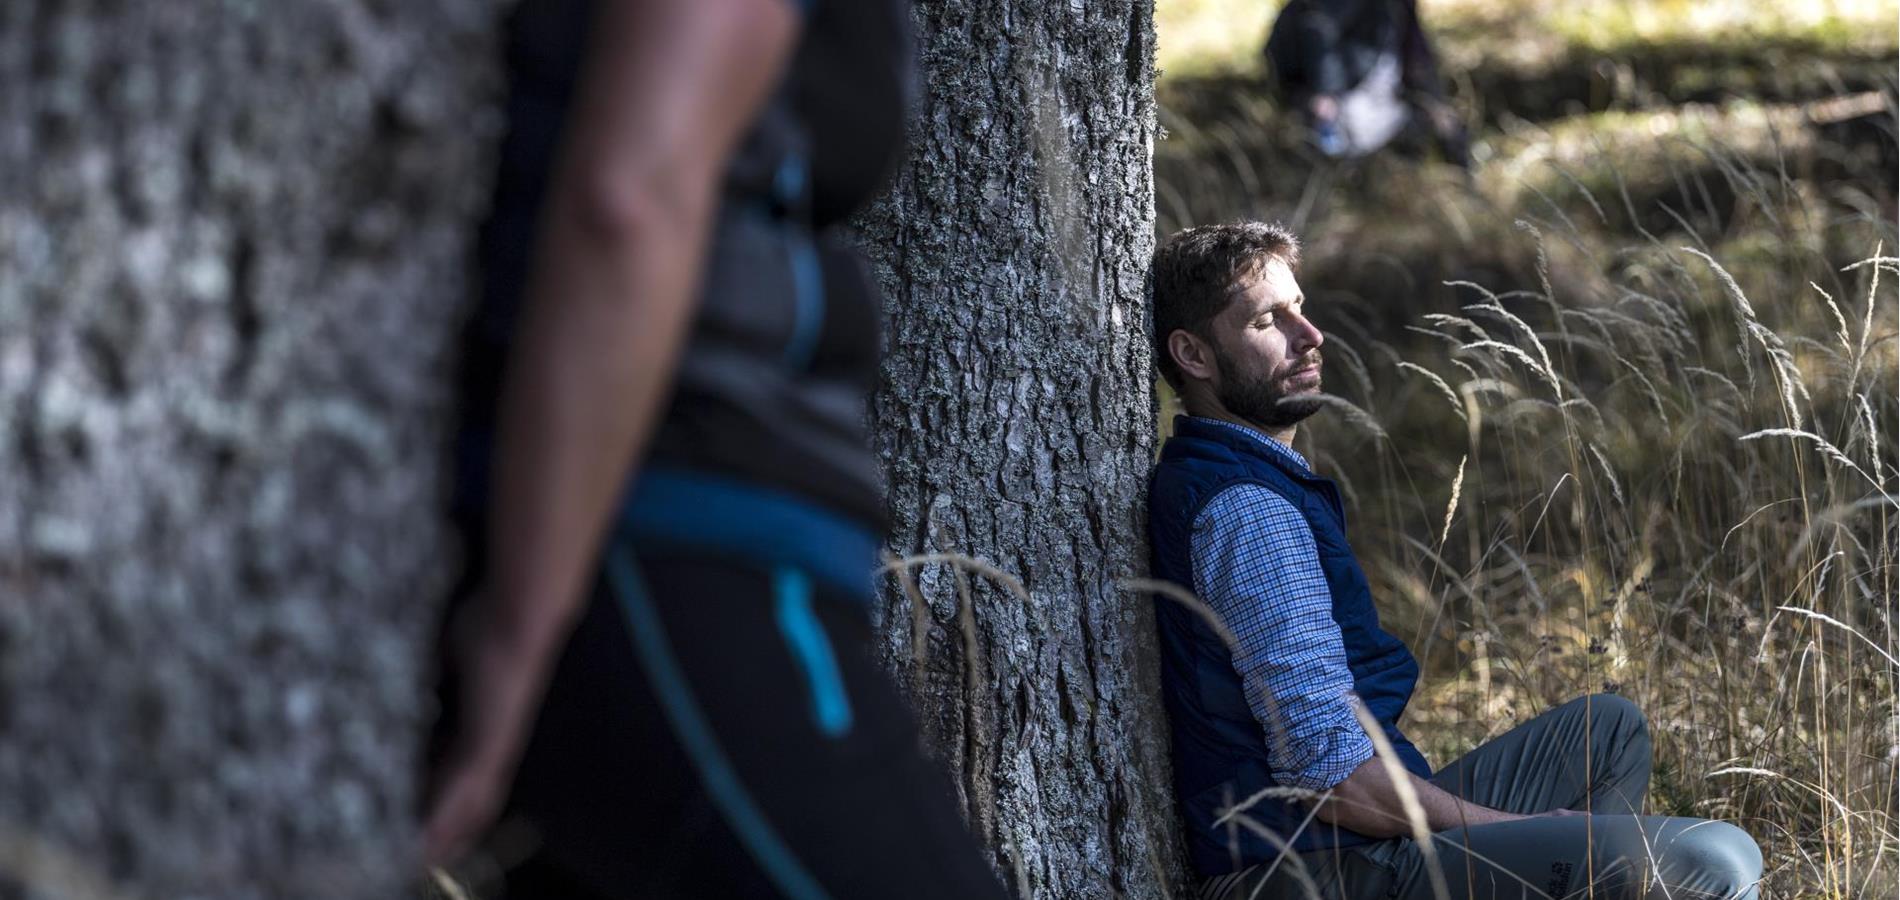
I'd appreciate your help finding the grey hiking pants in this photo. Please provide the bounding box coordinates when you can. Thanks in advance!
[1201,694,1763,900]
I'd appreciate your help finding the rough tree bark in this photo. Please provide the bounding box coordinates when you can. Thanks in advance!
[858,2,1187,897]
[0,3,502,898]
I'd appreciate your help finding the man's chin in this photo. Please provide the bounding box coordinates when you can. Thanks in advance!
[1274,398,1323,420]
[1219,382,1325,430]
[1268,389,1325,422]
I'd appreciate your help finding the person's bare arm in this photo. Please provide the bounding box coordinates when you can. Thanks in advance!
[423,0,799,864]
[1314,756,1530,838]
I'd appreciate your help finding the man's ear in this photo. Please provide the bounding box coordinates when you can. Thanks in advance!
[1168,329,1218,383]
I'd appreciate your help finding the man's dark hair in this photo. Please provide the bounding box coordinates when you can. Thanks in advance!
[1150,221,1302,389]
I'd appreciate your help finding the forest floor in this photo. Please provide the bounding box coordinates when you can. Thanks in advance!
[1154,1,1898,897]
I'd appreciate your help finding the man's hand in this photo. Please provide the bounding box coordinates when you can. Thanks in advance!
[1533,807,1591,819]
[1315,755,1528,838]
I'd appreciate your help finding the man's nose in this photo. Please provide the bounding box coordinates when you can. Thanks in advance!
[1287,312,1323,354]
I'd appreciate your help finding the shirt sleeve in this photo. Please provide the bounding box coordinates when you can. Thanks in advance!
[1189,484,1375,792]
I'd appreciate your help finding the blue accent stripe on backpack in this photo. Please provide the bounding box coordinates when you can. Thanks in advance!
[773,567,854,737]
[772,152,807,202]
[774,155,825,370]
[783,234,825,369]
[606,545,833,900]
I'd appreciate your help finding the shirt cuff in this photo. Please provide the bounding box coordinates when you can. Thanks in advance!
[1278,722,1377,792]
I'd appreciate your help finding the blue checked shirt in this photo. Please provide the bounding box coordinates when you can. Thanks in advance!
[1187,417,1375,792]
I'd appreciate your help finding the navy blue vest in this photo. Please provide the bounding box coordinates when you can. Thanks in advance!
[1149,416,1430,876]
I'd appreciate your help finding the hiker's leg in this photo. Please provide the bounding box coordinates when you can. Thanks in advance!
[501,552,1009,899]
[1428,693,1652,816]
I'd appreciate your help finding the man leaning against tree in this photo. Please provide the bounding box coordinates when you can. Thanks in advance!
[1145,221,1764,900]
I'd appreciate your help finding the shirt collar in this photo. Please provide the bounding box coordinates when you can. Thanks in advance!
[1188,416,1313,473]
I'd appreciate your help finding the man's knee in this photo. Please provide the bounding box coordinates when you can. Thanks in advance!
[1567,692,1645,728]
[1658,820,1763,899]
[1569,693,1651,761]
[1595,818,1763,899]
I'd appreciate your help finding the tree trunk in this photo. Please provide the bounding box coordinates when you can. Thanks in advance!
[858,2,1186,897]
[0,3,502,897]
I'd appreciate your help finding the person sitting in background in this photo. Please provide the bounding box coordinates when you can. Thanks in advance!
[1146,220,1762,899]
[1264,0,1469,166]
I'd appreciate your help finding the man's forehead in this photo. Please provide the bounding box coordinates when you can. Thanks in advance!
[1225,258,1303,310]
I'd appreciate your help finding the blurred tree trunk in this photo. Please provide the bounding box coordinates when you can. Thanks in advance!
[858,1,1185,897]
[0,3,502,898]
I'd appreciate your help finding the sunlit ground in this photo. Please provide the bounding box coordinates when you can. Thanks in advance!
[1157,0,1899,78]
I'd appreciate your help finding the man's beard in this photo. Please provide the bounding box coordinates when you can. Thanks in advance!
[1215,347,1324,431]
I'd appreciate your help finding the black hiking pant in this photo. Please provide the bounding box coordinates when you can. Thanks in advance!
[490,549,1010,900]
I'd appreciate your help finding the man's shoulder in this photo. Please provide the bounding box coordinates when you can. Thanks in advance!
[1151,440,1302,501]
[1147,440,1299,505]
[1191,482,1310,542]
[1196,480,1299,516]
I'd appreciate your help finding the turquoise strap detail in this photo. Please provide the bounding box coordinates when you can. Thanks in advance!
[620,466,877,604]
[606,546,833,900]
[773,567,855,738]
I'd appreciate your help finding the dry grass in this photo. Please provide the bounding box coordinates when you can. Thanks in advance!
[1334,236,1899,899]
